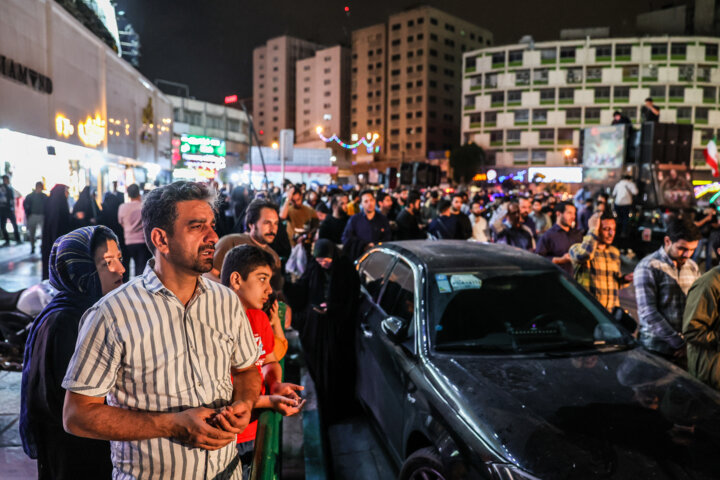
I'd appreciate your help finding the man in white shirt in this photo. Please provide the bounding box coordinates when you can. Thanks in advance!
[612,175,638,237]
[469,200,490,242]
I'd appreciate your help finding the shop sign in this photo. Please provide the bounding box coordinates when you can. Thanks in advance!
[54,113,106,147]
[180,134,226,169]
[0,53,53,94]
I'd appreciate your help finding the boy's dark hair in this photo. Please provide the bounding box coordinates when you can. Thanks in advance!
[555,201,575,214]
[376,190,390,203]
[666,215,701,243]
[245,198,278,227]
[221,244,275,286]
[407,190,421,204]
[127,184,140,199]
[438,199,452,213]
[532,197,543,205]
[142,181,216,252]
[430,190,439,200]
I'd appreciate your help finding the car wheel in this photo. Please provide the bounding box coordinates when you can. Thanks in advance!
[399,446,447,480]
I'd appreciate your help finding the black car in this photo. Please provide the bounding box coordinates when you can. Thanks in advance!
[355,240,720,480]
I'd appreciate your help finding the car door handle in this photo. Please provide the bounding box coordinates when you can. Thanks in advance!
[360,323,373,338]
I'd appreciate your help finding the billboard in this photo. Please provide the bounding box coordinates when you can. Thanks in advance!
[582,125,626,169]
[179,135,226,169]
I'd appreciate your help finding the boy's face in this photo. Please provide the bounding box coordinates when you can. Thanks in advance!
[229,264,273,310]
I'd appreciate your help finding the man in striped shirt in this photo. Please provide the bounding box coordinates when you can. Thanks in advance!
[62,181,261,479]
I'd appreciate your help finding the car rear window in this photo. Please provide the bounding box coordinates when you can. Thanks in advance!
[359,251,395,301]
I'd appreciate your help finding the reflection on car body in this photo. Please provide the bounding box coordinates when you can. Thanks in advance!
[355,240,720,480]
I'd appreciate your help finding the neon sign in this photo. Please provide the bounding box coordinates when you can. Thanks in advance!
[77,115,106,147]
[55,114,74,138]
[694,182,720,199]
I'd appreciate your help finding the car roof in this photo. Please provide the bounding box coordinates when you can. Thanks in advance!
[377,240,557,272]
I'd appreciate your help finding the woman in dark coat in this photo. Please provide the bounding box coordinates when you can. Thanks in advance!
[21,225,125,479]
[41,185,72,280]
[287,239,361,422]
[72,186,100,227]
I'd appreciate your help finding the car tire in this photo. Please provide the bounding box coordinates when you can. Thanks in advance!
[399,446,447,480]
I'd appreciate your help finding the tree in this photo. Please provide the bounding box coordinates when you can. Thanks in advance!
[449,143,486,184]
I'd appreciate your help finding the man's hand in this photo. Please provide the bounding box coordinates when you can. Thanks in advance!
[212,400,254,435]
[588,212,602,236]
[172,407,236,450]
[269,382,304,401]
[552,253,571,265]
[624,272,634,283]
[269,395,307,416]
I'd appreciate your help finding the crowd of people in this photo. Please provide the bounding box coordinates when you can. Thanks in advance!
[5,173,720,478]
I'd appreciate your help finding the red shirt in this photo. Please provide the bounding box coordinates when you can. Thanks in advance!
[237,309,274,444]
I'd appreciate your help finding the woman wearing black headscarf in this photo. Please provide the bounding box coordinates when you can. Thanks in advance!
[72,186,100,227]
[41,185,72,280]
[21,225,125,479]
[287,238,361,422]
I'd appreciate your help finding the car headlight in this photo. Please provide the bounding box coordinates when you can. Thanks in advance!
[491,464,541,480]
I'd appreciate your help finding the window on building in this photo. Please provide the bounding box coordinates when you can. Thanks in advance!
[186,110,202,126]
[513,151,529,164]
[677,107,692,121]
[703,86,716,102]
[539,88,555,102]
[391,23,401,30]
[532,109,548,123]
[490,130,503,143]
[566,67,583,83]
[443,69,454,77]
[595,44,612,58]
[678,65,694,82]
[445,23,455,32]
[508,49,523,64]
[533,68,549,84]
[594,86,610,101]
[559,46,576,61]
[671,43,687,57]
[392,54,401,61]
[615,43,631,57]
[698,65,713,82]
[445,38,455,47]
[507,90,522,104]
[515,69,530,85]
[514,109,529,123]
[613,86,630,100]
[430,17,438,25]
[539,129,554,141]
[585,108,601,122]
[669,85,685,100]
[483,111,497,125]
[540,48,556,62]
[491,51,506,65]
[392,39,401,46]
[696,107,709,123]
[650,85,666,100]
[491,91,505,105]
[430,33,438,41]
[701,128,716,143]
[586,67,602,82]
[429,64,437,72]
[705,43,719,59]
[430,49,438,57]
[557,128,573,143]
[565,108,582,122]
[650,43,667,57]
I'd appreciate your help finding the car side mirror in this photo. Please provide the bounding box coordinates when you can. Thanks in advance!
[611,307,637,334]
[381,316,407,343]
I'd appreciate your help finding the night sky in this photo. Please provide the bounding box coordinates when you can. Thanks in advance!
[116,0,679,103]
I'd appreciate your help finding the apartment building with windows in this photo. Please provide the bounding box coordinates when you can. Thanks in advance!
[253,36,323,146]
[351,6,492,166]
[461,36,720,169]
[295,45,351,145]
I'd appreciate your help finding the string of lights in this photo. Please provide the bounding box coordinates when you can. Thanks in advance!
[316,127,381,154]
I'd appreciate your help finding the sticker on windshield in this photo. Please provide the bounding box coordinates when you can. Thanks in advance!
[435,274,452,293]
[450,274,482,291]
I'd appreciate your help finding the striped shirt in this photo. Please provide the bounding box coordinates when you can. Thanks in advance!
[62,261,259,480]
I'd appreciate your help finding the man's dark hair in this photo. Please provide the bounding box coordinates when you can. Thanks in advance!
[127,184,140,199]
[376,191,390,203]
[430,190,439,200]
[407,190,421,204]
[645,97,653,103]
[330,192,348,209]
[666,215,701,243]
[555,201,575,214]
[532,198,542,205]
[438,199,452,213]
[1,175,8,181]
[451,192,464,201]
[142,181,216,251]
[359,189,375,201]
[35,181,43,189]
[600,210,616,223]
[221,244,275,286]
[245,198,279,226]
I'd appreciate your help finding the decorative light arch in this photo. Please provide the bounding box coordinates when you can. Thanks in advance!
[316,127,380,154]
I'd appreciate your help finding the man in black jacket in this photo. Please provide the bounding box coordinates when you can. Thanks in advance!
[451,193,473,240]
[318,192,349,244]
[396,190,425,240]
[0,175,21,246]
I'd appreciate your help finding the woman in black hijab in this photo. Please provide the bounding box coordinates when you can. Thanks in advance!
[41,185,72,280]
[72,186,99,227]
[287,239,361,422]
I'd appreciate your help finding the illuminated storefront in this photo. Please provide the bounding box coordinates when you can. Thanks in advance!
[0,0,172,199]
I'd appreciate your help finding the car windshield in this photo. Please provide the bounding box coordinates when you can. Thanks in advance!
[430,270,634,354]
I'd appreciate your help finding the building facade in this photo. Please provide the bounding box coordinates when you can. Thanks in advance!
[351,6,492,168]
[168,95,251,181]
[252,36,323,147]
[461,36,720,169]
[0,0,172,200]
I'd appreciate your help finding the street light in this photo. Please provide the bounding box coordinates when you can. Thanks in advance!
[271,142,279,149]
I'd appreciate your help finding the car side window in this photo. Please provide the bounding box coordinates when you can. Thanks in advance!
[359,251,395,302]
[378,260,415,323]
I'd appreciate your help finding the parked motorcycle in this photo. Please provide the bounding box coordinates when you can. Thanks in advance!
[0,283,55,370]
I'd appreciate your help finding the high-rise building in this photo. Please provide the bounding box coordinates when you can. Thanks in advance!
[460,36,720,169]
[252,36,323,146]
[295,45,351,145]
[351,6,492,167]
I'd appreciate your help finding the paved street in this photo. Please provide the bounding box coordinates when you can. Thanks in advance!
[0,241,39,478]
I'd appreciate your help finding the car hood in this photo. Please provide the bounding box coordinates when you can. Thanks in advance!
[430,348,720,479]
